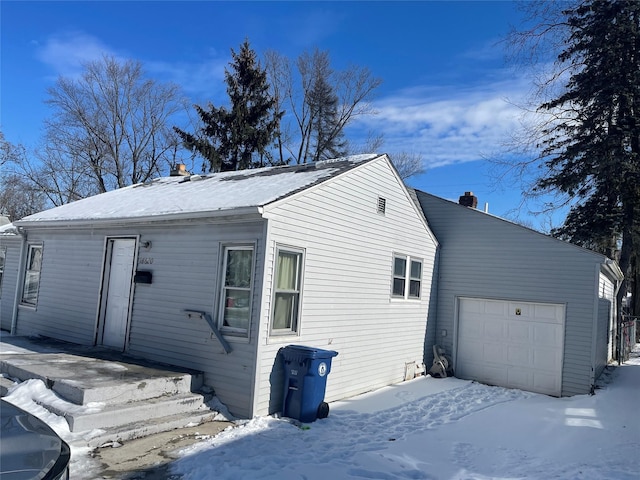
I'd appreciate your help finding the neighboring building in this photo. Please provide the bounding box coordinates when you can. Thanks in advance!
[0,223,20,332]
[414,190,624,397]
[1,154,438,417]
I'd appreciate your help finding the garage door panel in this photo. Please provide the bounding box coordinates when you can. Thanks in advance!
[533,372,561,393]
[510,302,533,318]
[484,320,505,340]
[483,343,505,364]
[533,324,563,346]
[457,341,485,363]
[471,364,507,386]
[506,368,533,390]
[534,304,564,323]
[485,300,507,316]
[507,323,531,343]
[506,345,531,367]
[458,319,484,339]
[460,298,484,315]
[532,348,562,371]
[457,298,564,396]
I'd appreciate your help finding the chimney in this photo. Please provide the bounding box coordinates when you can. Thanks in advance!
[458,191,478,208]
[170,163,189,177]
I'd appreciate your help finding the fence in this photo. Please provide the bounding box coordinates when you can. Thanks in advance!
[620,315,638,362]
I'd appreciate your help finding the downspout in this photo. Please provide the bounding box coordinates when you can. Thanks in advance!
[10,228,27,335]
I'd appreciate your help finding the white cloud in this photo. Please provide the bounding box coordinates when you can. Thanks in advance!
[35,31,227,102]
[35,31,116,78]
[352,76,531,168]
[145,59,227,101]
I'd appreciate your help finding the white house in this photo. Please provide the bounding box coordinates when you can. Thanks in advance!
[414,190,624,397]
[1,154,438,417]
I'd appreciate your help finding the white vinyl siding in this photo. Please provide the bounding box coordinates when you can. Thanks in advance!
[21,244,43,306]
[254,156,438,416]
[124,221,265,418]
[13,221,266,418]
[14,232,103,344]
[270,246,304,335]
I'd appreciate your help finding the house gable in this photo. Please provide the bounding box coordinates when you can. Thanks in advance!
[253,155,439,415]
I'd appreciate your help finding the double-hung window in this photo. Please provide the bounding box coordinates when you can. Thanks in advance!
[392,254,422,299]
[22,244,43,306]
[271,246,304,335]
[219,245,254,336]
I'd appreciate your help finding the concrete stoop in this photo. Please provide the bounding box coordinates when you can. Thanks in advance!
[0,349,222,446]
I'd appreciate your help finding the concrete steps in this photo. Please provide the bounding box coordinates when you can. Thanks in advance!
[0,345,222,442]
[0,375,15,396]
[85,408,223,448]
[38,390,213,432]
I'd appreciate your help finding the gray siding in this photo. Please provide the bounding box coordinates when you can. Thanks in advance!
[253,157,438,416]
[0,234,22,331]
[416,191,606,396]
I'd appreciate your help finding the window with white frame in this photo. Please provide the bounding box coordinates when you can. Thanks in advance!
[219,245,254,335]
[271,246,304,334]
[391,254,422,299]
[21,244,43,306]
[0,246,6,298]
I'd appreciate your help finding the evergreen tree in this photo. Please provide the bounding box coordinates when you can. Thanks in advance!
[537,0,639,315]
[175,40,282,172]
[309,66,347,162]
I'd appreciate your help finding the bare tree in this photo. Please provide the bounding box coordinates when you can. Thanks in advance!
[0,132,46,219]
[0,131,23,168]
[0,173,46,221]
[265,49,381,164]
[390,152,425,181]
[34,55,186,202]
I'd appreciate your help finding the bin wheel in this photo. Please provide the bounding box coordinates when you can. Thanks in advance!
[317,402,330,419]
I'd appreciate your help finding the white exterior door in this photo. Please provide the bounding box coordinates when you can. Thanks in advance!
[456,298,565,396]
[101,238,136,350]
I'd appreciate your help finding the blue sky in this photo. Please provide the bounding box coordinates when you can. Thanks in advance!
[1,1,559,229]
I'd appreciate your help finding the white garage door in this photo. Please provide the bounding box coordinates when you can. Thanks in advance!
[456,298,565,396]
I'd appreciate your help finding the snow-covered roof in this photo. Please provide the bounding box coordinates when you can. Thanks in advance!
[0,222,18,235]
[17,154,382,226]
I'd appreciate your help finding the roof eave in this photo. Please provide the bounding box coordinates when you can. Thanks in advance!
[14,206,264,230]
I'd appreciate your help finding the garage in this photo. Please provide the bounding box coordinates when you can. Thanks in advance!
[456,298,565,396]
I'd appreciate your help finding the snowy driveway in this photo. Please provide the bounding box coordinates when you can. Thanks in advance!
[4,347,639,479]
[168,359,639,480]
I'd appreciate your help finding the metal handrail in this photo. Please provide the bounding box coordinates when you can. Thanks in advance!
[184,310,232,354]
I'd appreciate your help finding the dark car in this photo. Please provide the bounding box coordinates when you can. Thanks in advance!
[0,399,70,479]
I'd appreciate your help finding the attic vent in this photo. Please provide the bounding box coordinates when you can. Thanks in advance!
[377,196,386,215]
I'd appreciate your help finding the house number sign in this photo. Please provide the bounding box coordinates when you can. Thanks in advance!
[138,257,154,265]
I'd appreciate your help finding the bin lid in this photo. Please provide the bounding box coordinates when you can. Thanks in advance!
[280,345,338,360]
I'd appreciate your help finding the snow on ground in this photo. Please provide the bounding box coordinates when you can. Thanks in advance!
[3,346,639,479]
[168,359,640,480]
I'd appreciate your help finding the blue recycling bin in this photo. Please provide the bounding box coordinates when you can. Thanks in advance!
[280,345,338,423]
